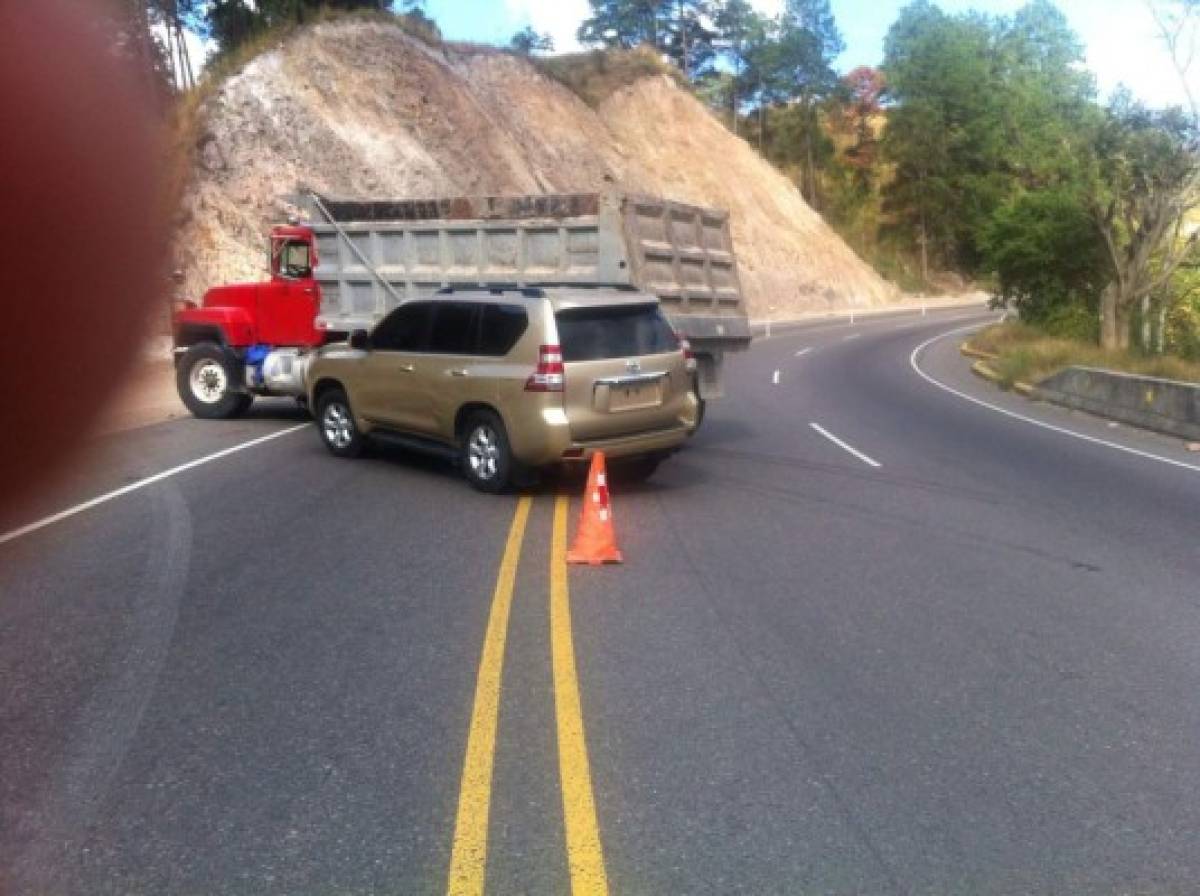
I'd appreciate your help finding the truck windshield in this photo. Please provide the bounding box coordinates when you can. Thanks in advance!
[274,240,311,279]
[556,304,676,361]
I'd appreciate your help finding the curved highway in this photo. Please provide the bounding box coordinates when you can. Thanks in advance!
[3,306,1200,894]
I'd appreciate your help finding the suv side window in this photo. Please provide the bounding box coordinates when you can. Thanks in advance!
[479,303,529,356]
[428,302,481,355]
[371,301,432,352]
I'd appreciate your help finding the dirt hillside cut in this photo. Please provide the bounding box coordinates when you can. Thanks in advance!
[178,18,898,316]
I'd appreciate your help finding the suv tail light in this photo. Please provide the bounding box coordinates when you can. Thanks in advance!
[677,333,697,372]
[525,344,564,392]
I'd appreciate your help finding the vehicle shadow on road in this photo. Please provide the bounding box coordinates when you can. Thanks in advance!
[241,399,311,422]
[688,416,754,449]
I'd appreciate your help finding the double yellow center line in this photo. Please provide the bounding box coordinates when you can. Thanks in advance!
[446,496,609,896]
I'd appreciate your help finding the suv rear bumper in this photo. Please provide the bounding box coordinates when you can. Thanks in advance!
[562,424,692,464]
[509,392,698,467]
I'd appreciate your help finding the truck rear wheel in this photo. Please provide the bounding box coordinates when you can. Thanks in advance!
[177,342,252,419]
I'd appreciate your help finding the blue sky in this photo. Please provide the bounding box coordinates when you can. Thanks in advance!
[425,0,1194,107]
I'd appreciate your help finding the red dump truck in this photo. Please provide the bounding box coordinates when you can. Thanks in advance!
[173,191,751,420]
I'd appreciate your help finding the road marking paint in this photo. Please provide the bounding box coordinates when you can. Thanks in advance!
[809,422,882,468]
[844,333,861,341]
[551,496,610,895]
[795,347,812,357]
[0,424,309,546]
[447,496,532,896]
[772,369,781,385]
[910,324,1200,475]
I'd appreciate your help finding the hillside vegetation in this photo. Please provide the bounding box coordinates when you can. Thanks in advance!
[172,17,898,318]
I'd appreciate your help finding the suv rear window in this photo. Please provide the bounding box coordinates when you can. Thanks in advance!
[556,304,676,362]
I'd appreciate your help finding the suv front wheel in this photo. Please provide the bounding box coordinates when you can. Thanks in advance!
[461,411,513,493]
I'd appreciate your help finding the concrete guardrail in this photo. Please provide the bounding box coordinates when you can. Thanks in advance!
[1036,366,1200,441]
[749,296,990,339]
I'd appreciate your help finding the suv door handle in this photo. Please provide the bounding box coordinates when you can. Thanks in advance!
[398,363,415,373]
[448,369,468,377]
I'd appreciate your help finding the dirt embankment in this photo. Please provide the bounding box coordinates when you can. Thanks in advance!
[177,18,898,317]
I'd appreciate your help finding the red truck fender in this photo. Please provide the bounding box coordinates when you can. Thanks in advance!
[174,299,257,349]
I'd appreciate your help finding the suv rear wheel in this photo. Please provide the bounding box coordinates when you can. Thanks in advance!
[316,387,363,458]
[462,411,513,493]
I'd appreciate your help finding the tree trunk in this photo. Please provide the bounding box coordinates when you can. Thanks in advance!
[805,130,817,210]
[758,96,765,151]
[679,0,689,79]
[1141,293,1151,351]
[730,71,738,136]
[1100,283,1120,349]
[918,221,928,287]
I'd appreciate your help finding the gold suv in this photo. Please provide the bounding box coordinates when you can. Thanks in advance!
[306,287,700,491]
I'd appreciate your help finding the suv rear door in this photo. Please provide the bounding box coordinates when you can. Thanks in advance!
[423,301,484,440]
[556,302,689,442]
[358,301,437,434]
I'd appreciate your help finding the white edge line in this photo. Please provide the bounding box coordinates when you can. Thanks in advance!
[795,347,812,357]
[0,423,310,545]
[844,333,861,341]
[909,323,1200,475]
[809,422,882,468]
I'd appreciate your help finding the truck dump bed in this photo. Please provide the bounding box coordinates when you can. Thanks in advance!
[304,191,751,355]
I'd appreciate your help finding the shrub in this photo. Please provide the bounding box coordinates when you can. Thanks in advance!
[980,187,1107,329]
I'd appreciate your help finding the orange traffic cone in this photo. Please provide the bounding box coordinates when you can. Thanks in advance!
[566,451,623,565]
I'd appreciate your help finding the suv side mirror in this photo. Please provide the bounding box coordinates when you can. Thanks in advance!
[349,329,369,351]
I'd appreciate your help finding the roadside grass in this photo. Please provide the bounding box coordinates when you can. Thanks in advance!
[970,322,1200,388]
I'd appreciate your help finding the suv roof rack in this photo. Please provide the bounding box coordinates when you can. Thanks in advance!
[435,285,546,298]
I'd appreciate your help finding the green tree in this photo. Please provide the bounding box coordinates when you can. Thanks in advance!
[510,25,554,55]
[1088,93,1198,348]
[578,0,717,77]
[1084,0,1199,349]
[578,0,669,52]
[769,0,844,207]
[185,0,403,54]
[881,1,994,280]
[661,0,719,78]
[711,0,763,136]
[881,0,1093,283]
[982,186,1107,332]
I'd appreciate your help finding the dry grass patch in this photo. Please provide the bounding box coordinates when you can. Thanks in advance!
[533,46,686,107]
[970,322,1200,388]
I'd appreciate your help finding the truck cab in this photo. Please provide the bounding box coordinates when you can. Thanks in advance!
[172,226,326,418]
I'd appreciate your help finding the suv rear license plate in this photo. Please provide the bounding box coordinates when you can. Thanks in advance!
[608,379,662,411]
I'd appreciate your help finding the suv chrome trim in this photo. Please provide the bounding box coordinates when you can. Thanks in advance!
[594,372,666,387]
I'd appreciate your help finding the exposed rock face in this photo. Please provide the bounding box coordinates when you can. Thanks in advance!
[178,19,898,315]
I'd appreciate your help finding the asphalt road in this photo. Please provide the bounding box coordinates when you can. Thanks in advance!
[3,306,1200,895]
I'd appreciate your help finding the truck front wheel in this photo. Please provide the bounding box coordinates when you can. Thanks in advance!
[177,342,252,419]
